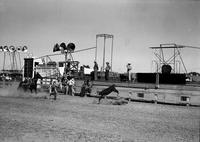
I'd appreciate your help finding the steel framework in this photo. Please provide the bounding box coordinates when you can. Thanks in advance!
[150,43,200,74]
[34,46,97,78]
[96,34,114,71]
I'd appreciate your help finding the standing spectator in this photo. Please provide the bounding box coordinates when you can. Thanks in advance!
[93,61,99,80]
[49,81,57,100]
[68,77,75,96]
[126,63,132,82]
[61,75,68,95]
[105,62,111,81]
[79,66,84,79]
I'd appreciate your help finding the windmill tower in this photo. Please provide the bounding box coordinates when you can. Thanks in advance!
[53,42,79,75]
[150,43,200,74]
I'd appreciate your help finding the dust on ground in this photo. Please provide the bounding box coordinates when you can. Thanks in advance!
[0,88,199,142]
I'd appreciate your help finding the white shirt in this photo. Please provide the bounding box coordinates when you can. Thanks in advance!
[127,64,132,72]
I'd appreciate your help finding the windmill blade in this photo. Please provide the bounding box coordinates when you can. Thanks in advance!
[177,45,200,49]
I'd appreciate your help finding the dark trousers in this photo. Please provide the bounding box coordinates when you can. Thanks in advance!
[68,85,74,96]
[94,70,98,80]
[105,70,109,81]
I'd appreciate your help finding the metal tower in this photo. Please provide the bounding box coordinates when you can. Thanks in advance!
[96,34,114,71]
[0,45,27,73]
[150,43,200,74]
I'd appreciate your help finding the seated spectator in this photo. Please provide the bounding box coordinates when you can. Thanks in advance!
[80,80,92,97]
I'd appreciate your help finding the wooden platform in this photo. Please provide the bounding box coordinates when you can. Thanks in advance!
[86,80,200,106]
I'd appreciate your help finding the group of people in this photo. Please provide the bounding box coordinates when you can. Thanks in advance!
[93,61,133,82]
[49,61,133,100]
[93,61,111,81]
[0,74,12,81]
[49,76,75,100]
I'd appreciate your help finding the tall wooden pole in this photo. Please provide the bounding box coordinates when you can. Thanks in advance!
[103,36,106,71]
[95,36,97,62]
[111,36,114,71]
[3,52,6,71]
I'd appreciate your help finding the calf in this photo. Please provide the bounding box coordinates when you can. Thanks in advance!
[98,84,119,103]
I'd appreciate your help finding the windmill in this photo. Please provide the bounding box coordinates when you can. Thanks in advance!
[150,43,200,74]
[34,43,96,78]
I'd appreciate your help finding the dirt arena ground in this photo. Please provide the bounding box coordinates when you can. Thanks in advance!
[0,88,199,142]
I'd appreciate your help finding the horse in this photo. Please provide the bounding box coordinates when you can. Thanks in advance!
[18,78,30,92]
[98,84,119,103]
[18,72,43,94]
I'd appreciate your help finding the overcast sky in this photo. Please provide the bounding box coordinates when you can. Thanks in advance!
[0,0,200,73]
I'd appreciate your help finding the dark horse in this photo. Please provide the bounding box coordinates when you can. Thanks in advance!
[98,84,119,103]
[18,72,43,94]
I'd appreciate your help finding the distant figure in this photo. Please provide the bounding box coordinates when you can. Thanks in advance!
[80,80,92,97]
[93,61,99,80]
[65,59,71,74]
[126,63,132,82]
[79,66,84,79]
[68,77,75,96]
[105,62,111,81]
[49,81,57,100]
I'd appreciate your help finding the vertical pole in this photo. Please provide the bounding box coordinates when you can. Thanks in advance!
[12,52,15,70]
[18,52,22,70]
[159,49,161,72]
[3,52,6,71]
[161,48,164,63]
[111,36,114,71]
[65,52,67,74]
[95,36,98,62]
[155,62,159,89]
[177,48,187,74]
[9,52,12,69]
[103,35,106,71]
[14,52,18,71]
[174,46,176,73]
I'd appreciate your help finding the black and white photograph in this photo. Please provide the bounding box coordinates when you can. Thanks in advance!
[0,0,200,141]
